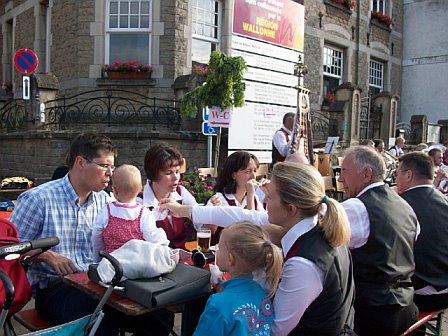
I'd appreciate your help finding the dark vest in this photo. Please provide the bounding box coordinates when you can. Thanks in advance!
[272,128,289,164]
[285,226,355,336]
[354,185,417,307]
[401,187,448,291]
[151,186,188,249]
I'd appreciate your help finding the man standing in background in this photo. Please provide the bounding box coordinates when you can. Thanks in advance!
[271,112,295,165]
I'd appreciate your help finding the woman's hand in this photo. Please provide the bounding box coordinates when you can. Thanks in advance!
[159,198,193,218]
[209,195,221,207]
[258,178,271,198]
[245,179,260,197]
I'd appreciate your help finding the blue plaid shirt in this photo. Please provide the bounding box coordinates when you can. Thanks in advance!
[10,175,110,289]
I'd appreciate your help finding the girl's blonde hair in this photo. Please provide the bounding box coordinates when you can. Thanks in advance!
[272,162,350,247]
[222,221,283,298]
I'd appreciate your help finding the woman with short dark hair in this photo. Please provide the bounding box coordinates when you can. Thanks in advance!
[142,143,199,249]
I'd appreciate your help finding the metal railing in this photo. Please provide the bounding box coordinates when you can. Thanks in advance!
[0,99,27,132]
[1,89,182,132]
[46,89,181,130]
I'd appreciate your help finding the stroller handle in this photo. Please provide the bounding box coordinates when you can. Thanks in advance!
[98,251,123,286]
[0,236,59,259]
[0,269,15,310]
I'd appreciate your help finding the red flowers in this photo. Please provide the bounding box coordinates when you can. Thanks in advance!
[323,92,336,103]
[103,60,152,73]
[331,0,355,10]
[192,64,208,76]
[371,11,393,26]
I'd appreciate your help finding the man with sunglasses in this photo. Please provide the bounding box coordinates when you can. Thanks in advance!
[11,133,173,336]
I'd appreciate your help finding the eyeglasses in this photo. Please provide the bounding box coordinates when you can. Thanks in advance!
[83,157,115,172]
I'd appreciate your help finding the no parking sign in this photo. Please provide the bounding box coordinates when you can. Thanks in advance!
[14,49,38,74]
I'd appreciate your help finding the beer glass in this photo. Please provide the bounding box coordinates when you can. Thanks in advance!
[197,228,211,252]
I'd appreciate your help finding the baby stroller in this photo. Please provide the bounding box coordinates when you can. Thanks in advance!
[0,218,124,336]
[0,218,59,335]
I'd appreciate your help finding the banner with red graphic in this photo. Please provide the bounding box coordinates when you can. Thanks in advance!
[233,0,304,52]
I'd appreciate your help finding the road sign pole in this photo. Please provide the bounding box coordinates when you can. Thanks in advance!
[207,136,213,168]
[22,76,30,100]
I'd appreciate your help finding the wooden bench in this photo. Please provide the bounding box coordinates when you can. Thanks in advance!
[401,310,444,335]
[14,308,53,331]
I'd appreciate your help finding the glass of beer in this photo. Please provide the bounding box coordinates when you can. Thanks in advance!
[197,228,211,252]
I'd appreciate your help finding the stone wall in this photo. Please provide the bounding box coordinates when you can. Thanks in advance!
[0,130,209,184]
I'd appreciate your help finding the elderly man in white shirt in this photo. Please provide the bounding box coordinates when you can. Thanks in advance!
[338,146,419,336]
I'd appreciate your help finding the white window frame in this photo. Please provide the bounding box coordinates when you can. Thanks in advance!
[369,59,384,90]
[372,0,386,14]
[192,0,221,62]
[105,0,152,64]
[323,46,343,81]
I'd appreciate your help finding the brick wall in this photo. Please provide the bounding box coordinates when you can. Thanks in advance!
[0,131,208,183]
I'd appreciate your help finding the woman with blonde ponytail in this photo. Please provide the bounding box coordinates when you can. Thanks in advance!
[161,162,355,336]
[193,221,283,335]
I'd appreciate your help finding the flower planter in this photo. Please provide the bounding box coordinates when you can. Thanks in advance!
[106,71,151,80]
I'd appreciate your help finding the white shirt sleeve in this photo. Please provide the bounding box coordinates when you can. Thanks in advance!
[192,206,269,228]
[273,129,291,157]
[272,257,324,336]
[388,147,398,156]
[341,198,370,249]
[91,206,109,263]
[140,207,170,246]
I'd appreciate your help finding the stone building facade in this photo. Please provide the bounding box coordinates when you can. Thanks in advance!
[303,0,403,146]
[0,0,403,180]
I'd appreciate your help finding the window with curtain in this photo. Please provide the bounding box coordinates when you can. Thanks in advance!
[369,59,384,95]
[192,0,221,64]
[105,0,151,64]
[323,46,344,95]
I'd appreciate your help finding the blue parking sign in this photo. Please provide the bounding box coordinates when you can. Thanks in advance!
[202,122,218,136]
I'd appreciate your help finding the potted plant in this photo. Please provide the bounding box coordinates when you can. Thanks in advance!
[322,92,336,106]
[330,0,355,10]
[371,11,393,27]
[103,60,153,80]
[179,168,216,204]
[180,51,247,117]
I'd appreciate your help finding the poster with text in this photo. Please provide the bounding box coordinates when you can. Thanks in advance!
[233,0,304,52]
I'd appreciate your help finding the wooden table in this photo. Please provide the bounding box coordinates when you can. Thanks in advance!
[64,272,154,316]
[64,269,210,336]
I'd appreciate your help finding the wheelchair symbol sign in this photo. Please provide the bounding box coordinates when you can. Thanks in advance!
[202,122,218,136]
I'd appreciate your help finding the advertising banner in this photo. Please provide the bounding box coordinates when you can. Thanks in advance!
[233,0,304,52]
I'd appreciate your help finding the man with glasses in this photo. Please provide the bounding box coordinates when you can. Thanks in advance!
[397,152,448,315]
[10,133,173,336]
[338,145,419,336]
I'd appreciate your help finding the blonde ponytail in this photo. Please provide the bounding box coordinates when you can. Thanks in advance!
[320,197,351,247]
[223,221,283,298]
[273,162,350,247]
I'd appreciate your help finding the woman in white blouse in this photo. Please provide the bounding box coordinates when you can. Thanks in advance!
[204,151,265,245]
[161,162,355,335]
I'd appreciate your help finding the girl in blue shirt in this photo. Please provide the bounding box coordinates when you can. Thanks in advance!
[194,221,283,336]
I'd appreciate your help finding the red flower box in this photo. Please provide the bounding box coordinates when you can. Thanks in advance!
[106,71,151,80]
